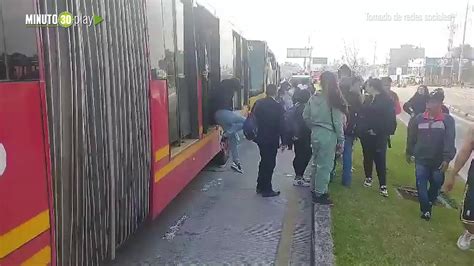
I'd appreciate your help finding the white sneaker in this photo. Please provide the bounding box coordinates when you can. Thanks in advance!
[364,178,373,187]
[380,186,389,197]
[293,178,310,187]
[457,230,474,251]
[231,162,244,174]
[304,177,311,183]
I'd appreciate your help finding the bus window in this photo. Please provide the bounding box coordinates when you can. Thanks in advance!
[175,0,192,139]
[0,0,39,81]
[147,0,167,80]
[219,20,234,81]
[162,0,179,143]
[248,41,265,97]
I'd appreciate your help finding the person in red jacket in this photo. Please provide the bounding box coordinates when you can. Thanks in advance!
[382,77,401,115]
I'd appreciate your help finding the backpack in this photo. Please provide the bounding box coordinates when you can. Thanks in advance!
[243,103,259,141]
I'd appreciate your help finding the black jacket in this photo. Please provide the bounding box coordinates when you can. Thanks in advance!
[211,86,234,113]
[407,112,456,167]
[253,97,285,146]
[357,93,397,137]
[403,93,428,116]
[340,78,363,136]
[293,103,311,141]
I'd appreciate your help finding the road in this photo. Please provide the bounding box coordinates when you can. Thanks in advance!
[394,86,474,180]
[107,141,328,265]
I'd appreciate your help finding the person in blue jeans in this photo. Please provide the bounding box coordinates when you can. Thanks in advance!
[212,78,245,173]
[340,76,364,187]
[406,89,456,221]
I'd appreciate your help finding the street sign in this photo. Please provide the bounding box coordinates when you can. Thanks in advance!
[312,57,328,65]
[287,48,312,58]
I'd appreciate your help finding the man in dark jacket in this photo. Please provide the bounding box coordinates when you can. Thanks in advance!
[212,78,245,173]
[254,84,285,197]
[406,89,456,221]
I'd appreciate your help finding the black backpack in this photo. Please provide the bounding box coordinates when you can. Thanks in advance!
[243,103,259,141]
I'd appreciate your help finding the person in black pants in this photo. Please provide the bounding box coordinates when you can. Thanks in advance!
[290,89,312,187]
[357,78,397,197]
[254,84,285,197]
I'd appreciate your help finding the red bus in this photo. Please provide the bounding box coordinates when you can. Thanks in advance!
[0,0,278,265]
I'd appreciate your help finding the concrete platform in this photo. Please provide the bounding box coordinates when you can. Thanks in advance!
[107,140,333,265]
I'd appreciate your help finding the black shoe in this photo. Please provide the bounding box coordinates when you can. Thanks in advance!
[312,193,334,206]
[421,211,431,221]
[256,188,262,194]
[261,190,281,197]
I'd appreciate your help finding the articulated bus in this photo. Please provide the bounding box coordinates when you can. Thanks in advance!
[248,40,280,108]
[0,0,278,265]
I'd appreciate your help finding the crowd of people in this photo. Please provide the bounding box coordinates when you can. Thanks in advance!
[211,64,473,251]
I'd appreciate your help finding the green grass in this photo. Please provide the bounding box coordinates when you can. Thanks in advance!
[330,122,474,265]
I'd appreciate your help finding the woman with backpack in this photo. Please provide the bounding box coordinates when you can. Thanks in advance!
[303,71,348,205]
[287,89,312,187]
[358,78,397,197]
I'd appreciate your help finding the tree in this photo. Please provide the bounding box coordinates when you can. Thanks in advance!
[341,40,370,78]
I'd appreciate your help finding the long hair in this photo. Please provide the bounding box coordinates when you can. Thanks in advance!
[320,71,348,115]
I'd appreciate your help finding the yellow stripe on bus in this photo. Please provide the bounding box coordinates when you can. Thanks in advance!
[154,130,218,183]
[155,145,170,162]
[20,245,51,266]
[0,210,50,258]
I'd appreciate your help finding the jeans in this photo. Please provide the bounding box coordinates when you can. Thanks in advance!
[293,137,312,177]
[415,164,445,213]
[311,128,338,195]
[257,142,279,192]
[215,110,246,163]
[342,135,355,186]
[360,134,388,187]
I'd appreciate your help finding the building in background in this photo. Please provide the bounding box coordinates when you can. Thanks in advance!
[389,45,425,76]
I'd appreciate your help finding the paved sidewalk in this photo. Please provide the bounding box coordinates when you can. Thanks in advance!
[108,140,334,265]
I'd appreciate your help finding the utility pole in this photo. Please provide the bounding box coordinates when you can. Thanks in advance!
[371,41,377,77]
[458,0,470,83]
[373,41,377,65]
[448,19,457,85]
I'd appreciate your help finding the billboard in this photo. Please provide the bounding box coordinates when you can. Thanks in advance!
[312,57,328,65]
[287,48,312,58]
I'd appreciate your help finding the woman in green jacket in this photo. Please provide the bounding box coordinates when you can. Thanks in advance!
[304,71,348,205]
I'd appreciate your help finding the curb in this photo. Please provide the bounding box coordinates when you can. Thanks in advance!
[312,204,334,266]
[445,104,474,122]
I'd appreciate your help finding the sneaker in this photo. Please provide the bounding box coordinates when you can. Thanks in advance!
[364,177,373,187]
[420,211,431,221]
[312,193,334,206]
[457,230,474,250]
[304,176,311,183]
[221,135,228,143]
[293,177,310,187]
[380,186,389,197]
[261,190,281,197]
[231,162,244,174]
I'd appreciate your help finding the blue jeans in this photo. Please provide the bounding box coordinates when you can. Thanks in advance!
[415,164,445,213]
[215,110,245,163]
[342,135,355,187]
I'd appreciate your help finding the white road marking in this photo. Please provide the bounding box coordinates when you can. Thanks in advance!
[0,143,6,176]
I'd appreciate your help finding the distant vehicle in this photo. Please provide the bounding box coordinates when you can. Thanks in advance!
[289,74,312,88]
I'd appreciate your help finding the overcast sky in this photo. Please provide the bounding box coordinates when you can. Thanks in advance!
[202,0,473,64]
